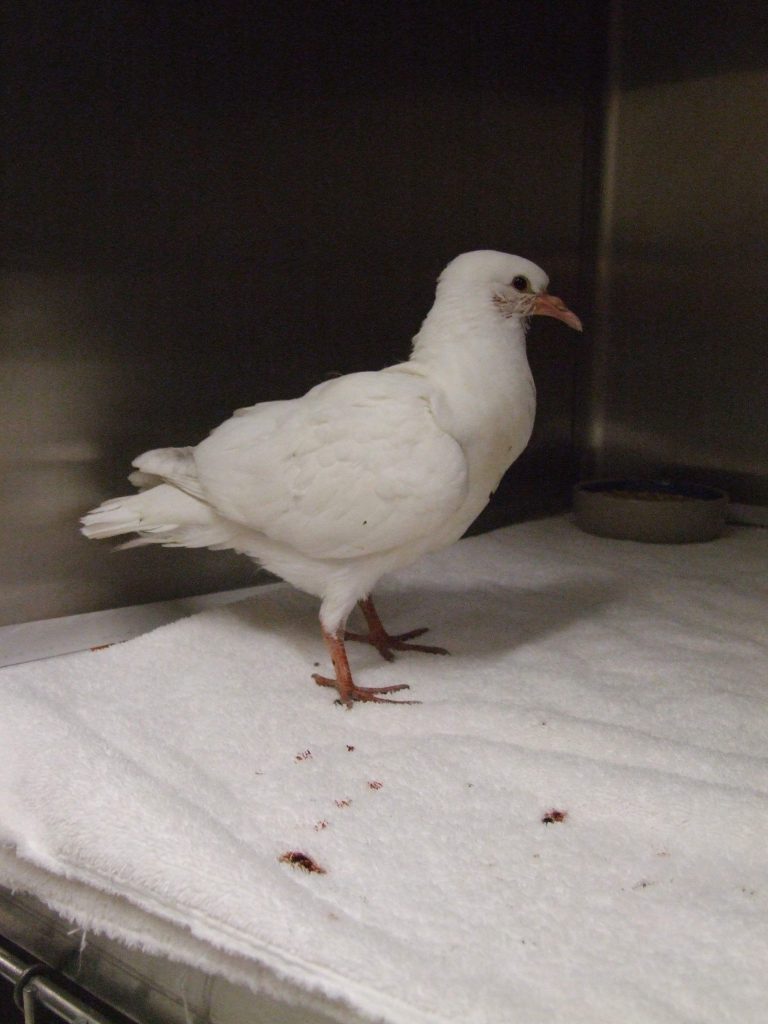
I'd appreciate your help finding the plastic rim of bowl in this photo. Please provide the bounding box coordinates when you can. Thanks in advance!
[572,479,728,543]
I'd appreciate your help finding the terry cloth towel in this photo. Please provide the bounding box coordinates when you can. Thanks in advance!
[0,516,767,1024]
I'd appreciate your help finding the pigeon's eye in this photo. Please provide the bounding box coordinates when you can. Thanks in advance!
[511,275,530,292]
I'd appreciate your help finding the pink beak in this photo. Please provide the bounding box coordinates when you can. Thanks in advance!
[532,293,583,332]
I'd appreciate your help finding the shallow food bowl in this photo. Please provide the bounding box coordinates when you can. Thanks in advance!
[573,480,728,544]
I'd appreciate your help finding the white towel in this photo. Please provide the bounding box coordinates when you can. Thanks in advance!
[1,516,766,1024]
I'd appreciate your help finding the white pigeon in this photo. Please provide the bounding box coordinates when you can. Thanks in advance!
[81,251,581,705]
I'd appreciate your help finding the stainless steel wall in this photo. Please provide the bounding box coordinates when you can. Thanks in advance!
[1,2,601,626]
[580,2,768,501]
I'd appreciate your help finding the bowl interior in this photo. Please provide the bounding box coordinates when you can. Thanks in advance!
[575,480,726,502]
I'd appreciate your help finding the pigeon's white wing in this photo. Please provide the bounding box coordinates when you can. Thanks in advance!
[193,372,469,560]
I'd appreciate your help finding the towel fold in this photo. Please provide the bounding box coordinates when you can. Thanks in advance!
[1,517,766,1023]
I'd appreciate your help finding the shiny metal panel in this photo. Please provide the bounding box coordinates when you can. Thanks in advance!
[579,1,768,502]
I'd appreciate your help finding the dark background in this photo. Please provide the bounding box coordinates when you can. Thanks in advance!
[1,1,765,626]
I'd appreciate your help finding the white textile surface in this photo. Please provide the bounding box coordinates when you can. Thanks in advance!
[1,516,766,1024]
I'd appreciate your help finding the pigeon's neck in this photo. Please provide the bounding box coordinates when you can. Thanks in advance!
[409,291,531,395]
[406,289,535,451]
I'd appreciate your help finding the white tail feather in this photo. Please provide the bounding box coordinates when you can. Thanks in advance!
[81,484,234,549]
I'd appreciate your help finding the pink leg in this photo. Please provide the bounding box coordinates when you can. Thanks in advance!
[344,596,449,662]
[312,628,418,707]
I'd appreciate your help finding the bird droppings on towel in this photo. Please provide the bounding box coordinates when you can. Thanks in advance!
[279,852,327,875]
[1,516,767,1024]
[541,809,568,825]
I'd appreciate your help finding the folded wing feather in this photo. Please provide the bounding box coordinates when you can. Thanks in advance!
[194,371,469,561]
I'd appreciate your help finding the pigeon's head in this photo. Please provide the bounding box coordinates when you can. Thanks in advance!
[439,250,582,332]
